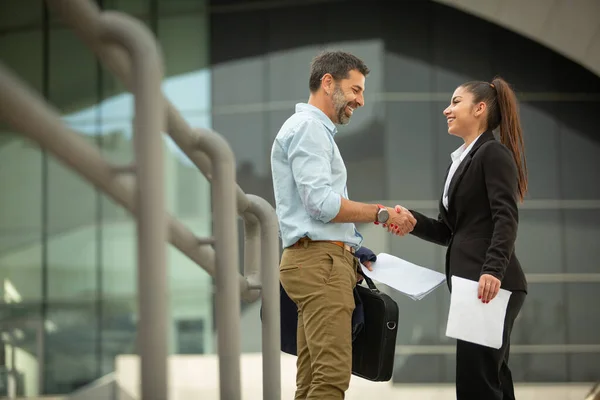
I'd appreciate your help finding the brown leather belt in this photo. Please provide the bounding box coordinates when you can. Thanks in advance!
[288,238,355,254]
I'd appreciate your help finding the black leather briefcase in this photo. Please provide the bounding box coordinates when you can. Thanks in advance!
[351,275,399,381]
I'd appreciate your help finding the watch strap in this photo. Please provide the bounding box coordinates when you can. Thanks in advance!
[374,204,386,225]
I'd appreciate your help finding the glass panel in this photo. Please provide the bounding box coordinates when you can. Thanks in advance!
[383,2,433,94]
[0,24,44,398]
[100,0,150,19]
[44,26,99,394]
[564,210,600,274]
[501,354,568,383]
[97,0,151,376]
[157,0,213,356]
[515,210,563,274]
[384,102,438,200]
[394,351,594,383]
[393,354,450,383]
[512,283,567,345]
[394,348,596,383]
[519,102,560,198]
[568,353,600,382]
[98,125,138,374]
[566,283,600,345]
[559,102,600,200]
[489,25,555,93]
[432,7,494,93]
[99,219,136,376]
[158,0,207,14]
[0,0,43,32]
[48,1,151,33]
[213,113,269,185]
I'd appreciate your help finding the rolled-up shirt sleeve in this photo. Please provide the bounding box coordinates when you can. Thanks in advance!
[287,120,341,223]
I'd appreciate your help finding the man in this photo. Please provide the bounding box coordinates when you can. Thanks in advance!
[270,51,416,400]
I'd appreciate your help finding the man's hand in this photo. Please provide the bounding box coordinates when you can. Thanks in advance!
[381,205,416,236]
[362,260,373,272]
[356,260,372,283]
[478,274,501,303]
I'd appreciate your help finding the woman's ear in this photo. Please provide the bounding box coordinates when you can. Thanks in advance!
[473,101,487,117]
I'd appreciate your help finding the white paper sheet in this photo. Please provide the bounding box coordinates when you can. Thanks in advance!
[445,276,512,349]
[360,253,446,301]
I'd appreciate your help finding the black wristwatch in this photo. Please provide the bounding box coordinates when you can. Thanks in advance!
[375,204,389,224]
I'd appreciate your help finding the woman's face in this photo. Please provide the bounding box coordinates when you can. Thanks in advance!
[443,86,484,138]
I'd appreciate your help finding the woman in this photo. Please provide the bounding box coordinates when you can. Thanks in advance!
[393,77,528,399]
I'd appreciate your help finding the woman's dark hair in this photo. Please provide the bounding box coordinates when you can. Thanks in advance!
[461,77,528,202]
[309,51,370,93]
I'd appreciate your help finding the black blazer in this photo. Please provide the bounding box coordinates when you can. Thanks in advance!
[410,130,527,293]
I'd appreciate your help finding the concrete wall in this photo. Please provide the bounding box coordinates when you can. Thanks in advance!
[114,353,596,400]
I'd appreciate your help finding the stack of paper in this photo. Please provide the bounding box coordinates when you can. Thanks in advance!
[360,253,446,301]
[445,276,512,349]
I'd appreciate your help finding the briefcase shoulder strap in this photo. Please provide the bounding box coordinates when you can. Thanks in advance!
[361,274,379,292]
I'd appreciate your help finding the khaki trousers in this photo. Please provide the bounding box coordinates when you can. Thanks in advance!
[279,241,358,400]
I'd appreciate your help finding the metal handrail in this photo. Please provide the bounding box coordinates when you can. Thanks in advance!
[48,0,269,298]
[246,195,281,398]
[194,127,242,398]
[48,2,281,397]
[99,12,168,400]
[0,14,168,398]
[0,1,282,399]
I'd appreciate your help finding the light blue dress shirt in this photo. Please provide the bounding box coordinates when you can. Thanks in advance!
[270,103,363,250]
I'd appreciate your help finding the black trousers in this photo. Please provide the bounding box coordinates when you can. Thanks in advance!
[455,291,526,400]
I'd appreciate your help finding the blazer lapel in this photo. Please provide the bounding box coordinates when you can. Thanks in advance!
[446,155,472,208]
[439,163,451,225]
[446,130,495,211]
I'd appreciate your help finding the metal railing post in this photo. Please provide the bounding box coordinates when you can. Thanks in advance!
[194,128,241,400]
[247,195,281,400]
[242,212,262,301]
[98,13,167,400]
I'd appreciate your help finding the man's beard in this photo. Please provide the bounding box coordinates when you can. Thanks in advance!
[332,85,352,125]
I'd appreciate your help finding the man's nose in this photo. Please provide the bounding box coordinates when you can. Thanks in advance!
[356,94,364,107]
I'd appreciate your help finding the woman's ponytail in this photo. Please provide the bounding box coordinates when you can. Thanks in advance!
[491,77,528,202]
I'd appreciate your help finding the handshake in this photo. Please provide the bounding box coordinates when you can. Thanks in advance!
[375,205,417,236]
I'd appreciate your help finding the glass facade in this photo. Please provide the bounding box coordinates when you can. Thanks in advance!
[0,0,212,396]
[0,0,598,396]
[210,0,600,386]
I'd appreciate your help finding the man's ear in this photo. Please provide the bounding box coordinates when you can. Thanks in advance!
[321,73,333,95]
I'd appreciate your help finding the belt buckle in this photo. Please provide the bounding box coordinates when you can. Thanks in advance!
[344,243,355,254]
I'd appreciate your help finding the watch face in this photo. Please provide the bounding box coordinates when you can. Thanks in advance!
[378,208,389,223]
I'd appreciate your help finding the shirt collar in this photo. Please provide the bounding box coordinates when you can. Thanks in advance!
[295,103,337,136]
[450,132,484,163]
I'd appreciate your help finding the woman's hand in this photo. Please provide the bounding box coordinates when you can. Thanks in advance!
[478,274,501,303]
[381,205,416,236]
